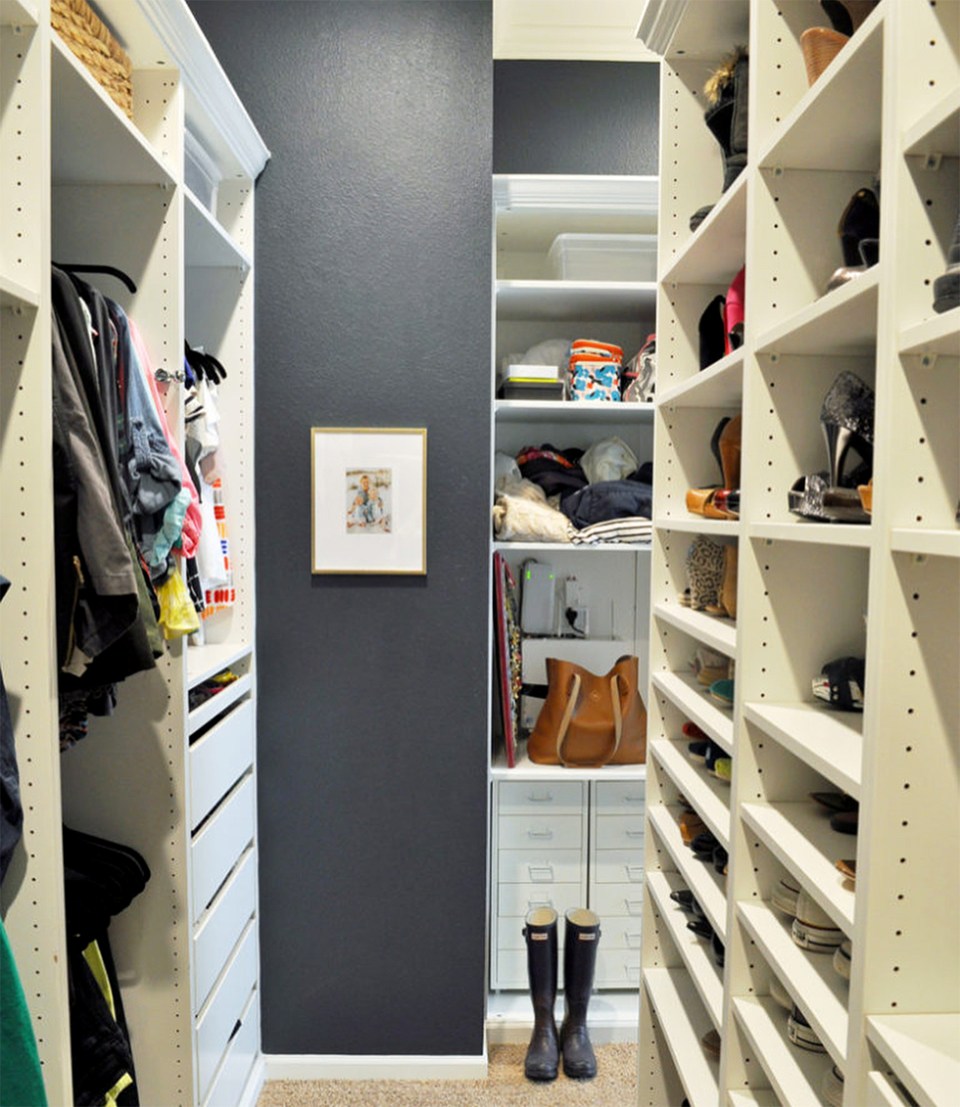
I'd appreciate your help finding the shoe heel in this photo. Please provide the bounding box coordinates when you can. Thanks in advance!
[822,421,856,488]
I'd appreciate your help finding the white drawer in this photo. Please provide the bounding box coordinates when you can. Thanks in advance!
[594,779,645,813]
[498,849,583,885]
[594,813,645,850]
[193,848,257,1013]
[590,883,644,918]
[498,881,583,918]
[498,780,584,816]
[595,948,641,989]
[592,849,644,885]
[190,700,254,829]
[191,775,255,921]
[498,814,582,851]
[202,987,259,1107]
[597,916,643,952]
[495,948,567,991]
[196,919,258,1104]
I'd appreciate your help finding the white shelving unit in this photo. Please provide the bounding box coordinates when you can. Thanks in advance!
[636,1,959,1105]
[0,3,268,1105]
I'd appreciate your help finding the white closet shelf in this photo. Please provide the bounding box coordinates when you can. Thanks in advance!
[727,1090,781,1107]
[647,871,724,1029]
[186,641,253,690]
[661,174,747,286]
[899,308,960,358]
[648,805,726,942]
[754,270,878,357]
[902,87,960,159]
[495,279,657,322]
[737,902,849,1066]
[653,517,740,537]
[747,522,873,550]
[658,349,744,409]
[0,273,40,311]
[643,967,720,1107]
[654,601,737,657]
[650,739,730,849]
[867,1070,908,1106]
[651,670,735,754]
[0,0,37,26]
[493,541,651,554]
[756,9,884,173]
[51,36,175,186]
[890,529,960,560]
[188,674,253,737]
[732,995,833,1107]
[185,188,252,272]
[494,399,654,424]
[493,174,659,217]
[739,802,855,934]
[490,757,646,782]
[866,1014,960,1107]
[742,702,861,800]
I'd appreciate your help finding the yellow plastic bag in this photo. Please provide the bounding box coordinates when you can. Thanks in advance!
[156,564,200,640]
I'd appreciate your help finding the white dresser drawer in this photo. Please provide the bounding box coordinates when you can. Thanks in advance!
[590,883,644,919]
[495,948,567,991]
[592,849,644,885]
[594,779,645,813]
[196,919,258,1104]
[595,948,641,989]
[598,916,643,952]
[202,987,259,1107]
[191,775,255,921]
[190,700,254,830]
[498,813,582,851]
[594,813,645,850]
[498,848,583,886]
[193,848,257,1014]
[498,780,584,816]
[498,881,583,918]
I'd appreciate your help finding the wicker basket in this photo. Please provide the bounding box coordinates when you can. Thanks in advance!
[800,27,849,87]
[51,0,133,119]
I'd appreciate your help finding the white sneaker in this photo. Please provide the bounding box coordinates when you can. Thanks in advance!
[771,875,801,916]
[791,890,844,953]
[833,939,852,980]
[822,1064,844,1106]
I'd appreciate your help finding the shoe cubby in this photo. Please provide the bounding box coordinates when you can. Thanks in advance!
[649,717,732,850]
[654,406,743,523]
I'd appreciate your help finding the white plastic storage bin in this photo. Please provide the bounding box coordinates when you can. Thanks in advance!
[548,234,657,282]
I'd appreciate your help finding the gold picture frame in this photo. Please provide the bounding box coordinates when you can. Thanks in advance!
[311,427,427,575]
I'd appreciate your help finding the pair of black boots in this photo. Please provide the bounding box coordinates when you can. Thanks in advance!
[523,907,600,1081]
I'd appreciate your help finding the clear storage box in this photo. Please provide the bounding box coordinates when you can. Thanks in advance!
[548,233,657,282]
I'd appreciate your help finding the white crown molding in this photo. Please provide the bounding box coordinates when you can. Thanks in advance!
[635,0,688,56]
[493,174,660,216]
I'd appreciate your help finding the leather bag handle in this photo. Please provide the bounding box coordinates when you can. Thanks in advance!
[555,672,623,767]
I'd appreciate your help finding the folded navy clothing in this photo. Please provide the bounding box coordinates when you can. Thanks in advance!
[561,479,654,529]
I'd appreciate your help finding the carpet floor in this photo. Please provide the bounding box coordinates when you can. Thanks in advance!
[256,1043,638,1106]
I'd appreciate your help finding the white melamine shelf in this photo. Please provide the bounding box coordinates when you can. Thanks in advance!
[738,902,849,1065]
[890,529,960,560]
[654,0,750,61]
[494,399,654,423]
[648,804,726,943]
[866,1014,960,1107]
[658,348,744,409]
[866,1071,908,1106]
[740,802,855,934]
[186,641,253,689]
[732,995,832,1107]
[493,174,658,227]
[748,522,873,549]
[0,273,40,311]
[495,279,657,322]
[187,674,253,737]
[662,174,747,286]
[653,517,741,537]
[493,541,651,554]
[902,87,960,159]
[643,967,720,1107]
[0,0,37,25]
[647,870,724,1029]
[490,756,646,782]
[654,601,737,657]
[185,189,252,272]
[650,739,730,849]
[742,702,862,799]
[754,269,878,357]
[651,670,735,755]
[728,1092,781,1107]
[899,308,960,358]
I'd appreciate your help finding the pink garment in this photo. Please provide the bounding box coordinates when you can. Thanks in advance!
[129,319,202,559]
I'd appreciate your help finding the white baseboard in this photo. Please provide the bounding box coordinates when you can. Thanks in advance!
[263,1051,488,1081]
[237,1056,266,1107]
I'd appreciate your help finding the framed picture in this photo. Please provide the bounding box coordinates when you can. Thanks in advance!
[311,427,427,575]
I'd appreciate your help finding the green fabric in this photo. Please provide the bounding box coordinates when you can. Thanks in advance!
[0,916,47,1106]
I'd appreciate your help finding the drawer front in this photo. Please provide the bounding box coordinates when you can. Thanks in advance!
[498,881,583,919]
[595,813,645,850]
[191,775,255,921]
[592,849,644,885]
[495,948,567,992]
[202,987,259,1107]
[193,848,257,1013]
[594,779,645,814]
[498,780,584,817]
[590,883,644,919]
[595,948,641,989]
[498,813,583,851]
[196,919,258,1104]
[598,915,643,952]
[190,700,254,830]
[498,848,583,886]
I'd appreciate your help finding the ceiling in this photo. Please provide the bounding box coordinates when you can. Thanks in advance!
[493,0,660,62]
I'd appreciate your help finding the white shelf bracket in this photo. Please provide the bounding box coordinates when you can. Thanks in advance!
[921,151,943,172]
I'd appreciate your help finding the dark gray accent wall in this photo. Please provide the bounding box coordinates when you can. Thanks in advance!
[494,60,659,175]
[189,1,491,1056]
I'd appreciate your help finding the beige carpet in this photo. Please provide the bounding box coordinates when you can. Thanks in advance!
[257,1043,638,1106]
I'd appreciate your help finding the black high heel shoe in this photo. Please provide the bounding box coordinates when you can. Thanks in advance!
[825,187,880,294]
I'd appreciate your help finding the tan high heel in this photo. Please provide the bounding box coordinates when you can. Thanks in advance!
[718,414,742,491]
[800,27,848,86]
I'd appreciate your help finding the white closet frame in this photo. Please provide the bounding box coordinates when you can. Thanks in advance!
[0,3,269,1105]
[635,1,959,1105]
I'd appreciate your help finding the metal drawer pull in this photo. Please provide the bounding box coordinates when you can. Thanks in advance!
[528,899,554,911]
[622,795,644,804]
[527,792,554,803]
[624,899,643,915]
[625,829,645,839]
[626,865,644,881]
[625,932,642,949]
[526,828,554,840]
[528,865,555,882]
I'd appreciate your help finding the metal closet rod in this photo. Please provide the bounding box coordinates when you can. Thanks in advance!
[54,263,138,294]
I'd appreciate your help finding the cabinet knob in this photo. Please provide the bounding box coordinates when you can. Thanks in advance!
[527,828,554,840]
[528,865,555,882]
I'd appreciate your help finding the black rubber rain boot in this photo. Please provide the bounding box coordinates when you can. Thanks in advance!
[559,908,601,1079]
[523,907,559,1081]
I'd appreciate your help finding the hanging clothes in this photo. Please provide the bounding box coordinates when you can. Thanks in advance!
[0,917,47,1107]
[0,575,23,884]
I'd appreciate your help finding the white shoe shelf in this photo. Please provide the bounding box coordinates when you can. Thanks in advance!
[636,1,959,1104]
